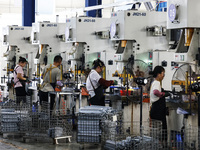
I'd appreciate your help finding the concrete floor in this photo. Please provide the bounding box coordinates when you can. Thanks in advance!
[0,134,101,150]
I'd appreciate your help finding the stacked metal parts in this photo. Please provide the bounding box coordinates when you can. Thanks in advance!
[1,108,19,132]
[102,120,162,150]
[0,97,72,141]
[48,127,63,138]
[0,96,31,133]
[77,105,122,143]
[104,136,157,150]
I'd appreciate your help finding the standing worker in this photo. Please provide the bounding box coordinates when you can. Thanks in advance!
[150,66,170,143]
[39,55,63,110]
[86,59,114,106]
[14,57,28,104]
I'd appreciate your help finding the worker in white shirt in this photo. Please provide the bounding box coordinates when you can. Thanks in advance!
[86,59,114,106]
[150,66,170,142]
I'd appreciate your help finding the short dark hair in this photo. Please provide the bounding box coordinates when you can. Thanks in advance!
[18,57,27,63]
[152,66,165,78]
[54,55,62,63]
[92,59,105,69]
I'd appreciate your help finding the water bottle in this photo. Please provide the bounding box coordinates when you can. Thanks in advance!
[32,104,36,112]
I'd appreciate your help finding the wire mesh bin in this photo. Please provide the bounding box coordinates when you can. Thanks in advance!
[25,101,72,139]
[77,105,123,144]
[48,109,73,138]
[162,126,200,150]
[27,110,50,137]
[2,95,32,106]
[0,103,31,133]
[102,120,162,150]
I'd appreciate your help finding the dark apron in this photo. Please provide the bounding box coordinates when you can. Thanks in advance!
[150,96,167,141]
[50,83,56,90]
[39,82,56,110]
[90,85,105,106]
[150,96,167,128]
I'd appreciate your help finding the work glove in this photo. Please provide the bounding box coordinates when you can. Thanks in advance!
[56,80,63,86]
[164,92,171,97]
[25,78,30,83]
[113,80,118,85]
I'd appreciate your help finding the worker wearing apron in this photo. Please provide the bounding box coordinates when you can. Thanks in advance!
[14,57,28,104]
[86,59,114,106]
[150,66,170,142]
[39,55,63,110]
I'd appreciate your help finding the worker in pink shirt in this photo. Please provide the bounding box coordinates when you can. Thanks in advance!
[13,57,28,104]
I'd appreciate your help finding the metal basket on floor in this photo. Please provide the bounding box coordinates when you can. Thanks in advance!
[48,109,73,138]
[102,120,162,150]
[26,101,72,138]
[77,105,123,144]
[0,104,31,133]
[162,126,200,150]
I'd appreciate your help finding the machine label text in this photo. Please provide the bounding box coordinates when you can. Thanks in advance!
[133,12,146,16]
[14,28,24,30]
[46,24,57,27]
[83,19,95,22]
[111,13,117,17]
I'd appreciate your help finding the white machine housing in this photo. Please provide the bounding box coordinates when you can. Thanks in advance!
[110,10,168,52]
[2,26,38,78]
[152,51,176,91]
[31,22,71,64]
[3,26,38,55]
[65,17,111,54]
[65,17,117,81]
[109,10,169,75]
[167,0,200,29]
[167,1,200,63]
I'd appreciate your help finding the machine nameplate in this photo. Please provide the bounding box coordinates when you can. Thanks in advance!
[83,19,95,22]
[46,24,57,27]
[133,12,146,16]
[14,28,24,30]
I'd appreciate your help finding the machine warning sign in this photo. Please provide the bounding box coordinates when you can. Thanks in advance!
[133,12,146,16]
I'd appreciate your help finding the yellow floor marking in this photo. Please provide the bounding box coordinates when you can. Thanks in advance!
[0,140,27,150]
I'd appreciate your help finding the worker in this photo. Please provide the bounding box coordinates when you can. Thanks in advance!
[86,59,114,106]
[14,56,28,104]
[39,55,63,110]
[150,66,170,143]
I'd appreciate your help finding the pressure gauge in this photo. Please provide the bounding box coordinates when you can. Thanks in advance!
[65,26,70,41]
[110,22,117,38]
[168,4,179,22]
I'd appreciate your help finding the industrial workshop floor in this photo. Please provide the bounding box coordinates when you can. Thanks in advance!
[0,133,101,150]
